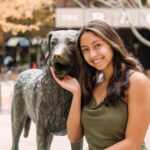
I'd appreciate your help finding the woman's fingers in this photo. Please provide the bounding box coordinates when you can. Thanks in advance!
[50,66,60,82]
[50,66,68,86]
[50,66,56,78]
[50,67,70,81]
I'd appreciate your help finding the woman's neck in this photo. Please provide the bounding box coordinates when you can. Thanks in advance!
[102,64,114,83]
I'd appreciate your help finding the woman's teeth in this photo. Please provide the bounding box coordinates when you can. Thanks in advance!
[93,58,103,64]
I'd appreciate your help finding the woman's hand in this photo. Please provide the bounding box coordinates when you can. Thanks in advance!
[50,67,81,94]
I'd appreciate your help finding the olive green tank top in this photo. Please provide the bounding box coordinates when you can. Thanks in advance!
[81,97,147,150]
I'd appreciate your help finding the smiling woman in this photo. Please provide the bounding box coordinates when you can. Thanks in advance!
[51,20,150,150]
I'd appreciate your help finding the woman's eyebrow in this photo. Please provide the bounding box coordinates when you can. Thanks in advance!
[80,45,87,48]
[92,40,101,45]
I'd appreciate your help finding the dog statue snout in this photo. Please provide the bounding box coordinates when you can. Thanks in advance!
[54,54,61,59]
[53,45,65,59]
[53,51,63,60]
[52,46,70,67]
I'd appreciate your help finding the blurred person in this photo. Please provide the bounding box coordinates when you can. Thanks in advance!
[3,55,14,70]
[51,20,150,150]
[0,54,3,73]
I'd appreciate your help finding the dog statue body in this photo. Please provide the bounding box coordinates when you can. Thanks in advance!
[11,30,83,150]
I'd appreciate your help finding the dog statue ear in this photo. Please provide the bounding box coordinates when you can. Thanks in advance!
[41,31,53,59]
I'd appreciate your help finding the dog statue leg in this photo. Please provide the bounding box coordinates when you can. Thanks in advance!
[71,138,83,150]
[45,134,54,150]
[36,126,53,150]
[11,90,26,150]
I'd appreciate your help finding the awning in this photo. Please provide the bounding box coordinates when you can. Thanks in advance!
[31,38,44,46]
[6,37,30,47]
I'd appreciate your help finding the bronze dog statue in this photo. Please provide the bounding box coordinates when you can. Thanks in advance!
[11,30,83,150]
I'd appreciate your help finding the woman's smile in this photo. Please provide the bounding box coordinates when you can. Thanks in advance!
[92,57,104,65]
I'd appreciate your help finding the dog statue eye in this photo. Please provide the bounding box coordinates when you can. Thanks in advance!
[51,41,56,46]
[67,41,74,45]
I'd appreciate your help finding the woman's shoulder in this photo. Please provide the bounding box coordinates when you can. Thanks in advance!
[128,70,149,92]
[125,70,150,103]
[129,70,149,84]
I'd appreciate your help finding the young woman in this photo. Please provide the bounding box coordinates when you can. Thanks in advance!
[50,20,150,150]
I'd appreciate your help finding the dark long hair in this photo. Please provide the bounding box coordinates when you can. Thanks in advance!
[76,20,143,106]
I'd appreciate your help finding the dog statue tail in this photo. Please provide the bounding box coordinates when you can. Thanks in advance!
[23,116,31,137]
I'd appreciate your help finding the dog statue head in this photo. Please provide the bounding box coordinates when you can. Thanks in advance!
[41,30,78,79]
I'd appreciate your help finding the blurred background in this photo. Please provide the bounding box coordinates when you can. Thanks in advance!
[0,0,150,149]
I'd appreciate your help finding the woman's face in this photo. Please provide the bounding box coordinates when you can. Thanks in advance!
[80,31,114,71]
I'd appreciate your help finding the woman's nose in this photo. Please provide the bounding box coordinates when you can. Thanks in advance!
[90,49,97,58]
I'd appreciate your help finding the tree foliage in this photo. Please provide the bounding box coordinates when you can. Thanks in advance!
[0,0,55,35]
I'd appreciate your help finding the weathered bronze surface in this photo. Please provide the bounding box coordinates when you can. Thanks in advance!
[11,30,83,150]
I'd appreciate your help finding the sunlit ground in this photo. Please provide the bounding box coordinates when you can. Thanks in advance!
[0,113,88,150]
[0,80,149,150]
[0,80,88,150]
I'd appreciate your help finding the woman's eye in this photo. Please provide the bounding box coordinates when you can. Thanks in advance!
[95,43,101,48]
[82,48,88,53]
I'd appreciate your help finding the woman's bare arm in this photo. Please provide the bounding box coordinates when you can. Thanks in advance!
[67,90,84,143]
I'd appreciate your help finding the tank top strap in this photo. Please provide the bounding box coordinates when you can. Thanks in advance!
[129,71,135,77]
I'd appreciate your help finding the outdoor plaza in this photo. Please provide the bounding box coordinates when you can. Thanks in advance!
[0,77,149,150]
[0,0,150,150]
